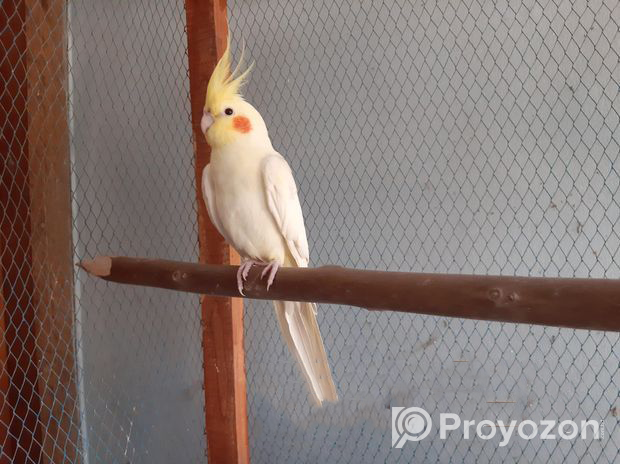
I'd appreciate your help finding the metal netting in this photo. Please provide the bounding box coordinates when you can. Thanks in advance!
[2,0,205,463]
[68,1,206,463]
[228,0,620,462]
[1,0,619,463]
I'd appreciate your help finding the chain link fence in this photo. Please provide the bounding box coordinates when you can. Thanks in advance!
[229,0,620,462]
[2,1,205,463]
[1,0,619,462]
[69,1,206,463]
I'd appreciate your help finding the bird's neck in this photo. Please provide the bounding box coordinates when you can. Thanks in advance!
[213,133,274,157]
[211,140,274,169]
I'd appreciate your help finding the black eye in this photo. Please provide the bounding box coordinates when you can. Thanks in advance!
[224,108,233,116]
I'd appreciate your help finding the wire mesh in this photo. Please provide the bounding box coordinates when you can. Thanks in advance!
[1,0,620,463]
[2,0,205,463]
[228,0,620,462]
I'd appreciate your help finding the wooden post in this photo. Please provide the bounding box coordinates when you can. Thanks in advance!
[0,295,13,464]
[1,1,77,463]
[185,1,249,463]
[0,1,43,462]
[24,1,79,462]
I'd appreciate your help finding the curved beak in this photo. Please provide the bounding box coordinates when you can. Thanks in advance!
[200,111,214,135]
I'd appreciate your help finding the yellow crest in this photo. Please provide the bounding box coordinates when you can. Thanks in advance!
[205,42,252,113]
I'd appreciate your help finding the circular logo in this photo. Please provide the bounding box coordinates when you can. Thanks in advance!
[393,407,432,447]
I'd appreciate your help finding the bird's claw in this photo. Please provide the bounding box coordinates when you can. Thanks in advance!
[236,260,280,294]
[236,270,245,296]
[260,261,280,290]
[241,262,252,281]
[237,260,257,296]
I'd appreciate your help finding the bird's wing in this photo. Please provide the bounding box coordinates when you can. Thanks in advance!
[261,154,310,267]
[262,154,338,404]
[201,164,229,241]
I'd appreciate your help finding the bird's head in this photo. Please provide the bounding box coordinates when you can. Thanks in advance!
[201,44,269,150]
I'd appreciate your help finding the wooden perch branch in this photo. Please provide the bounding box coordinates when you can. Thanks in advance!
[79,256,620,333]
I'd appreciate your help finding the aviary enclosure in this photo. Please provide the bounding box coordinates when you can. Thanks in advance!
[1,0,619,462]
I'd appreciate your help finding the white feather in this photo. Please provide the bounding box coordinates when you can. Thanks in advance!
[201,164,231,244]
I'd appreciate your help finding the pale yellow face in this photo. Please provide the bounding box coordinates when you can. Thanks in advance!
[201,97,255,148]
[201,44,260,149]
[200,44,273,149]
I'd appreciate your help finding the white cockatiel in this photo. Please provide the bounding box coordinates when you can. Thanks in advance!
[199,45,338,405]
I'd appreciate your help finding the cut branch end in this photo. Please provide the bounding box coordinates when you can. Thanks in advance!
[78,256,112,277]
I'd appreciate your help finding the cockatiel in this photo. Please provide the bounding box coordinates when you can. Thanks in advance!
[199,45,338,405]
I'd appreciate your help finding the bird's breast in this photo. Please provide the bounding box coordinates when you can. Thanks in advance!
[209,150,287,262]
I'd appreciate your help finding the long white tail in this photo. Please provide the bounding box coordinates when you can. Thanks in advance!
[273,300,338,405]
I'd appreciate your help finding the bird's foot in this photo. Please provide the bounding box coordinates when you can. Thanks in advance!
[237,260,260,295]
[260,261,280,290]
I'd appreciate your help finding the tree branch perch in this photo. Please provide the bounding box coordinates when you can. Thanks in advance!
[79,256,620,332]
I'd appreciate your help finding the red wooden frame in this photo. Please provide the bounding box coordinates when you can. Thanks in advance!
[185,0,250,463]
[1,2,43,461]
[1,1,249,462]
[1,1,77,462]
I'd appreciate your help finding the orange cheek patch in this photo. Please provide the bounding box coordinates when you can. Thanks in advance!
[232,116,252,133]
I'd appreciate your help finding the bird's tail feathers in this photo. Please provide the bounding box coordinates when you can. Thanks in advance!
[274,300,338,405]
